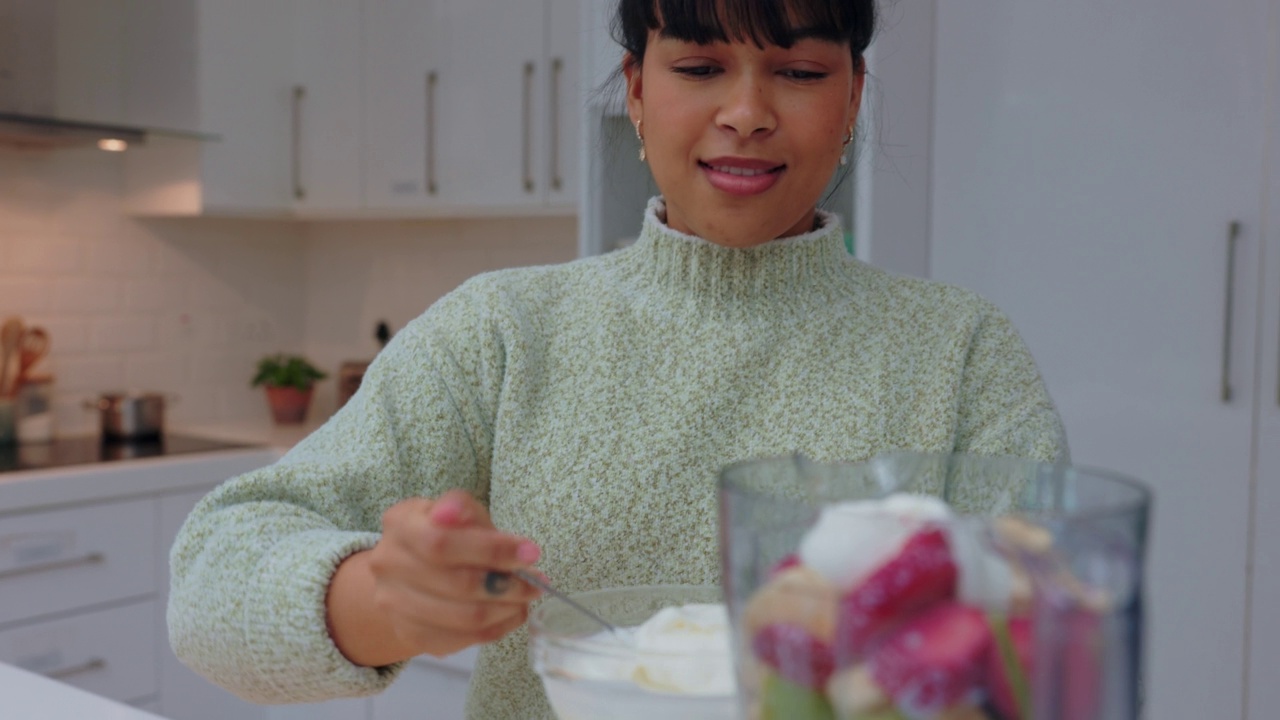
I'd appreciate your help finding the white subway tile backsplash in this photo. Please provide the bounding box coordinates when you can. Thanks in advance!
[189,351,255,385]
[54,356,128,393]
[0,278,54,314]
[1,148,575,435]
[7,235,84,273]
[50,276,122,314]
[124,353,189,389]
[20,316,90,354]
[90,316,157,352]
[85,234,156,276]
[122,277,187,312]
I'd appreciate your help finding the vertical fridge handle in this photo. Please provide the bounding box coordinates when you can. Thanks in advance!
[426,71,438,196]
[1222,220,1241,403]
[550,57,564,191]
[523,62,536,193]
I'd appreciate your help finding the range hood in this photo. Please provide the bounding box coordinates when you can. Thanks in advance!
[0,112,217,151]
[0,0,217,150]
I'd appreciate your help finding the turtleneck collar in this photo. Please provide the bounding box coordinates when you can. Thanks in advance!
[613,197,854,316]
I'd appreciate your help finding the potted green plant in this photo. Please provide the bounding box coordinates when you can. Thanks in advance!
[251,354,327,424]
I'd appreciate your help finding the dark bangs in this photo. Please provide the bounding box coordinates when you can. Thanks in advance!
[615,0,877,65]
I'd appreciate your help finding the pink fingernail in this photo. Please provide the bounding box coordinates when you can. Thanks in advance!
[434,499,463,524]
[517,542,541,564]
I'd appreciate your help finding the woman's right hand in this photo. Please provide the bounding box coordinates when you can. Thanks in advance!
[326,490,543,665]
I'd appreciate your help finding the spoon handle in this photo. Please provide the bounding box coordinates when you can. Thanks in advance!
[512,570,620,636]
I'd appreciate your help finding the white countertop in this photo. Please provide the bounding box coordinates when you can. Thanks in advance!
[171,419,326,453]
[0,662,165,720]
[0,419,325,514]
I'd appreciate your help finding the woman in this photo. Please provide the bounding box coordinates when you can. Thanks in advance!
[168,0,1066,718]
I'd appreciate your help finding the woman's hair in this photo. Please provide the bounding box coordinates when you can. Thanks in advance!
[612,0,878,71]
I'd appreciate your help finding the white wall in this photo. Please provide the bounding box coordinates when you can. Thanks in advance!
[0,147,308,434]
[0,146,578,435]
[300,217,577,417]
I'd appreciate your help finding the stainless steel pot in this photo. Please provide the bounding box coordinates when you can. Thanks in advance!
[86,392,171,441]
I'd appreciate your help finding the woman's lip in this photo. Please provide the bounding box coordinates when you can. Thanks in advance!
[699,161,785,197]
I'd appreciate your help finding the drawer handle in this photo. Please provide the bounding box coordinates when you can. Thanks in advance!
[43,658,107,680]
[0,552,105,581]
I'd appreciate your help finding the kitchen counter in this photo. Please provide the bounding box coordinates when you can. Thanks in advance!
[0,445,280,515]
[0,419,323,514]
[0,662,165,719]
[172,418,326,453]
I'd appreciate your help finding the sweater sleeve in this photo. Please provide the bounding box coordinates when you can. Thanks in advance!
[167,282,505,704]
[952,300,1069,464]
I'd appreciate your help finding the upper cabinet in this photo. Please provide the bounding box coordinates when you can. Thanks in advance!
[289,0,366,215]
[364,0,578,215]
[123,0,295,216]
[123,0,579,218]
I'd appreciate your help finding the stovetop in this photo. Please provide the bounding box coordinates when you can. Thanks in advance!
[0,434,263,475]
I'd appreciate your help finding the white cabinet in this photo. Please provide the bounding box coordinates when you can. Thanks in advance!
[0,601,159,705]
[364,0,579,216]
[928,1,1278,718]
[123,0,363,217]
[362,0,439,209]
[1246,63,1280,719]
[0,498,156,626]
[371,657,472,720]
[290,0,366,215]
[123,1,294,216]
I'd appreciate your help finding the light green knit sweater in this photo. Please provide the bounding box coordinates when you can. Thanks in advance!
[168,198,1066,719]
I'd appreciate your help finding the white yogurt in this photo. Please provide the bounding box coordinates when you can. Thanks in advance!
[558,603,735,696]
[798,493,1014,611]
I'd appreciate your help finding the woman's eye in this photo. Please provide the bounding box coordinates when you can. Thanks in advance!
[781,69,829,81]
[672,65,721,78]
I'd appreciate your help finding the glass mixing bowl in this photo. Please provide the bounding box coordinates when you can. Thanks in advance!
[529,584,737,720]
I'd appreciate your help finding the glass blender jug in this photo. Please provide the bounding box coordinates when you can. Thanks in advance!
[718,452,1150,720]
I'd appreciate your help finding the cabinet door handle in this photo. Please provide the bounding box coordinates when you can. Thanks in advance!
[0,552,104,581]
[292,85,306,201]
[523,61,536,193]
[1222,221,1241,403]
[550,57,564,191]
[426,71,438,196]
[42,658,107,680]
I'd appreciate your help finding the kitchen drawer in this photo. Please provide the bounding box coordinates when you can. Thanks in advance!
[0,498,157,626]
[0,600,158,703]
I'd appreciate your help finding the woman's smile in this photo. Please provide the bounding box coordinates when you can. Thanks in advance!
[699,156,787,196]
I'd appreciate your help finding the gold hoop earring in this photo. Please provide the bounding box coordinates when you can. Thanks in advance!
[635,120,646,162]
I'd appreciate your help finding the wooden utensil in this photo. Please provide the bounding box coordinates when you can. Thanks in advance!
[16,326,50,388]
[0,317,25,398]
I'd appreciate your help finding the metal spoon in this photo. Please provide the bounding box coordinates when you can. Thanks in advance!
[511,569,621,637]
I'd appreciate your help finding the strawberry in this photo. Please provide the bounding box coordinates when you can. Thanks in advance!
[870,602,993,716]
[1061,607,1104,720]
[769,553,803,578]
[834,527,958,664]
[752,622,837,690]
[987,615,1033,720]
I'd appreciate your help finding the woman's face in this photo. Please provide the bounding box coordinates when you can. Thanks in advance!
[625,31,864,248]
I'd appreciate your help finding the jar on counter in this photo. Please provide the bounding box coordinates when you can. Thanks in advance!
[15,375,54,443]
[0,397,15,446]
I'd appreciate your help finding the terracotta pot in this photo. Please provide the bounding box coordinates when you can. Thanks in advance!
[264,385,313,425]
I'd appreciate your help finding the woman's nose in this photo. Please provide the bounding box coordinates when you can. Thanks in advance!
[715,73,777,138]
